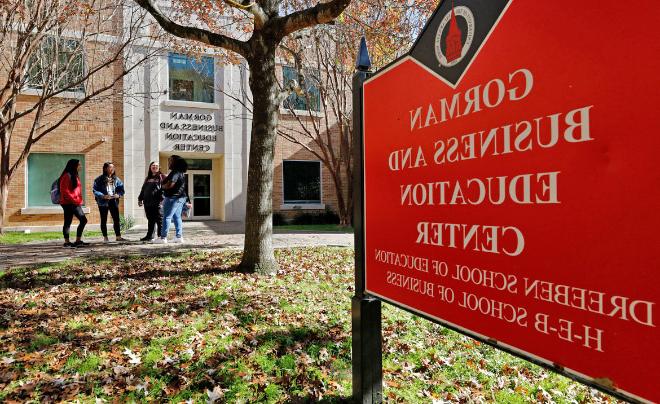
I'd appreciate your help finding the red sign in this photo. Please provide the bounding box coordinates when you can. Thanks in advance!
[362,1,660,402]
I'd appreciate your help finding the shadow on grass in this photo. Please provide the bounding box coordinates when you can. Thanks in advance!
[0,241,242,272]
[289,397,351,403]
[181,326,351,403]
[0,248,242,291]
[10,325,354,402]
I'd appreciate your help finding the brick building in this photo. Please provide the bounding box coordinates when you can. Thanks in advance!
[5,94,124,229]
[121,51,348,225]
[4,47,349,230]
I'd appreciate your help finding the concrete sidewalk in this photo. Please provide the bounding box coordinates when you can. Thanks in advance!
[0,222,353,270]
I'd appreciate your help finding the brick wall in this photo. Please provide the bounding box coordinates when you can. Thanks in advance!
[1,5,126,230]
[4,91,124,228]
[274,113,350,221]
[3,54,350,229]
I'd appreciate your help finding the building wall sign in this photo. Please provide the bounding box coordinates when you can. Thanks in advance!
[160,111,223,153]
[362,0,659,402]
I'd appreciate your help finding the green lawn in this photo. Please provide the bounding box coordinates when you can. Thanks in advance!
[0,248,618,403]
[0,231,102,245]
[274,224,353,233]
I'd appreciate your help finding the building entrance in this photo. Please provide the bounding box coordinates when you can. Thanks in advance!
[185,171,212,219]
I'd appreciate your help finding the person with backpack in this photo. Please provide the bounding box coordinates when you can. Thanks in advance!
[92,162,128,243]
[154,155,188,244]
[137,161,166,242]
[58,159,88,248]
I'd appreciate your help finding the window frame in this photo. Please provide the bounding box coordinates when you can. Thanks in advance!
[25,36,87,94]
[26,152,86,208]
[281,159,322,205]
[167,52,216,104]
[281,65,321,113]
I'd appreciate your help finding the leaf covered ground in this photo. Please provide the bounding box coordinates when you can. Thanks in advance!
[0,231,102,245]
[0,248,619,403]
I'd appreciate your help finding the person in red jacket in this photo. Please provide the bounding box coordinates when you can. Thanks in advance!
[59,159,89,248]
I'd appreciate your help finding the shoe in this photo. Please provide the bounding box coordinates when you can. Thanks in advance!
[116,237,130,242]
[140,236,152,242]
[152,238,167,244]
[63,242,75,248]
[103,237,110,243]
[172,237,184,244]
[73,240,89,247]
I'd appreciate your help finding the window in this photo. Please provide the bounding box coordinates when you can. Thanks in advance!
[27,153,85,207]
[168,53,214,103]
[283,161,321,204]
[282,66,321,112]
[187,159,213,170]
[26,37,85,93]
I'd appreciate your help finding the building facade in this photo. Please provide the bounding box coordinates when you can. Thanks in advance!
[5,93,124,229]
[4,48,348,230]
[122,51,248,223]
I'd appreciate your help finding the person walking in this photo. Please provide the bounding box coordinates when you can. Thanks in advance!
[93,162,128,243]
[59,159,88,248]
[154,155,187,244]
[138,161,166,242]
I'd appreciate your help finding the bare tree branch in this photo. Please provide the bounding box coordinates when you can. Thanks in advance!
[274,0,350,38]
[223,0,268,28]
[133,0,249,56]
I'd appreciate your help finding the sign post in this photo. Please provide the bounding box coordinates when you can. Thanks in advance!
[354,1,660,403]
[352,37,383,404]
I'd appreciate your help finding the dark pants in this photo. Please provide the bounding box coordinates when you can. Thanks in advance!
[62,204,87,240]
[99,200,121,238]
[144,205,163,239]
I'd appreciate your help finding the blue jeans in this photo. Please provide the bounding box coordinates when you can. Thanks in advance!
[161,196,186,238]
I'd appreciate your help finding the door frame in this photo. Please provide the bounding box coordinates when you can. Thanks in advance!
[186,170,213,220]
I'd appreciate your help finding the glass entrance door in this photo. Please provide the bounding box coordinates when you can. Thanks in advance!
[185,171,212,220]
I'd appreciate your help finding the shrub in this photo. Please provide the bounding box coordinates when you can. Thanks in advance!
[119,215,135,232]
[272,212,287,226]
[292,208,339,225]
[321,209,340,224]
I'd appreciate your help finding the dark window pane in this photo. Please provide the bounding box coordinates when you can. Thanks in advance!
[193,174,211,197]
[283,161,321,203]
[187,159,212,170]
[168,53,214,103]
[282,66,321,112]
[171,79,194,101]
[193,198,211,216]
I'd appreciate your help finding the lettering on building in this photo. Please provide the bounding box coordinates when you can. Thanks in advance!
[160,112,223,153]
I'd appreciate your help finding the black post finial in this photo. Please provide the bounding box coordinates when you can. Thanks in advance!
[356,36,372,71]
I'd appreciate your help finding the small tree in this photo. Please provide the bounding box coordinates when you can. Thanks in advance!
[133,0,352,274]
[277,0,436,226]
[277,27,354,226]
[0,0,165,233]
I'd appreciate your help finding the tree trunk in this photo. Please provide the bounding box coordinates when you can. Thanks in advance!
[239,39,280,275]
[345,161,353,227]
[0,172,8,235]
[0,130,8,234]
[330,170,350,227]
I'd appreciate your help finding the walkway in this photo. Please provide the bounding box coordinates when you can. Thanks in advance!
[0,222,353,270]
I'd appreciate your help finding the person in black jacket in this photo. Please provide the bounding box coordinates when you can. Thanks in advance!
[92,162,127,243]
[153,155,188,244]
[138,161,166,242]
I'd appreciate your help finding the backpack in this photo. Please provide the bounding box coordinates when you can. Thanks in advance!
[50,178,61,204]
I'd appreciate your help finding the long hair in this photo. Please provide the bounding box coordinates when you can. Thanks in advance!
[61,159,80,190]
[170,155,188,173]
[145,161,162,182]
[102,162,116,180]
